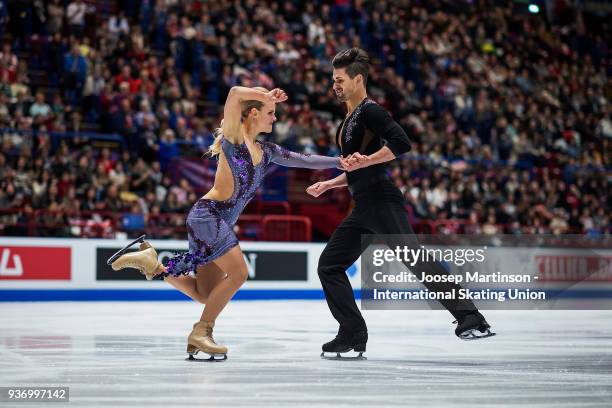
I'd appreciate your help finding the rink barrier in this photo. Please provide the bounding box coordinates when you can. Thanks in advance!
[0,289,333,301]
[0,238,356,301]
[1,237,612,302]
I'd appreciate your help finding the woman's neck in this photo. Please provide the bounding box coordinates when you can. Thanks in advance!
[241,126,258,144]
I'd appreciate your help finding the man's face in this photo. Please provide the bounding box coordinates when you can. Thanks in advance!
[332,68,357,102]
[333,68,354,102]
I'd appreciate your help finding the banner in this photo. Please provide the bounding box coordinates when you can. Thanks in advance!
[0,246,71,280]
[2,236,612,303]
[96,247,307,281]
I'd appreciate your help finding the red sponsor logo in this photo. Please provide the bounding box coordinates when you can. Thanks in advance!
[536,255,612,282]
[0,247,71,280]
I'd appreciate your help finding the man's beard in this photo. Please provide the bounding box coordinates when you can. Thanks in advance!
[335,92,347,102]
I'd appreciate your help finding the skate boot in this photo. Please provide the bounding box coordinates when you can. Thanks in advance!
[108,236,162,281]
[186,321,228,361]
[454,311,496,340]
[321,327,367,360]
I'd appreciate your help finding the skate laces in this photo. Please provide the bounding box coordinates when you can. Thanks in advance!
[205,326,217,344]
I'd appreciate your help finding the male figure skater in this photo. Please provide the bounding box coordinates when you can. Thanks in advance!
[307,48,494,359]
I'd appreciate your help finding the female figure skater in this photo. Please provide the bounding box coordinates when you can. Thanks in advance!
[109,87,342,360]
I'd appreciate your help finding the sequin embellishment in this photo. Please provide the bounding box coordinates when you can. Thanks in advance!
[159,137,336,279]
[344,98,375,144]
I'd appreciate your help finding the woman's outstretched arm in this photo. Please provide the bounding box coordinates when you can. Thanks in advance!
[264,142,341,170]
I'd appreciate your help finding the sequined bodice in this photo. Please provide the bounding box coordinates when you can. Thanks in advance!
[202,138,267,226]
[195,137,339,227]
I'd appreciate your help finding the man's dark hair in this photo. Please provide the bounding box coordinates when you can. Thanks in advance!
[332,48,370,84]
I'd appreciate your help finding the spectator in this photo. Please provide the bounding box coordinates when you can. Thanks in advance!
[0,0,7,40]
[46,0,64,35]
[66,0,88,37]
[63,44,88,106]
[158,128,179,171]
[0,42,18,84]
[0,0,608,239]
[29,92,52,123]
[108,11,130,44]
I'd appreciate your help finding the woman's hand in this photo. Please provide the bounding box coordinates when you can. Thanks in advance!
[306,181,331,197]
[340,152,370,172]
[266,88,288,103]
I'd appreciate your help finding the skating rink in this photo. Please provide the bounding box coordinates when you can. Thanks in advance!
[1,301,611,407]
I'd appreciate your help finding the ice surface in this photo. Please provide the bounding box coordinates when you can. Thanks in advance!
[1,301,611,407]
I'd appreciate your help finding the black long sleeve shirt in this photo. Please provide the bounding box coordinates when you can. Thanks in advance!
[335,98,412,190]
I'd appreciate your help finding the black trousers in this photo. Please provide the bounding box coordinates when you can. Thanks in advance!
[317,184,477,332]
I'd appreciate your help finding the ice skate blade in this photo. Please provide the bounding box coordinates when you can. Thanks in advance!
[106,234,147,265]
[320,351,366,361]
[458,328,496,341]
[187,353,227,362]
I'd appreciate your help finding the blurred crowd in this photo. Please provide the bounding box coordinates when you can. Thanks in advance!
[0,0,609,237]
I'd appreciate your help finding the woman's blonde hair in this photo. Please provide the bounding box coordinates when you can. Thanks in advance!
[208,87,269,157]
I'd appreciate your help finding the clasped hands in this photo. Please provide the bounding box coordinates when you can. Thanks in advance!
[338,152,370,172]
[306,153,370,197]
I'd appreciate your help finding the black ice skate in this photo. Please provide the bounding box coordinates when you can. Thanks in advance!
[320,328,368,360]
[454,311,496,340]
[106,234,147,265]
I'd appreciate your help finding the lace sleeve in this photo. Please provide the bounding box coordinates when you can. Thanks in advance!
[262,142,340,170]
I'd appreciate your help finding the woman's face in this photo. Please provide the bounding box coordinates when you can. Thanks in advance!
[251,102,277,134]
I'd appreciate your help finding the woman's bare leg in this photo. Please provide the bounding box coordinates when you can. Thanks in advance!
[199,245,248,322]
[164,263,227,304]
[195,262,228,300]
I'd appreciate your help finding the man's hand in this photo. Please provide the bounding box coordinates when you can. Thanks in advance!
[340,152,370,172]
[306,181,331,197]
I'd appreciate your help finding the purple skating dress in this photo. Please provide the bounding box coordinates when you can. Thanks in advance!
[160,138,339,278]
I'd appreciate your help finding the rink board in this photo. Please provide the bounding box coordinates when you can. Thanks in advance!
[0,237,611,303]
[0,238,345,302]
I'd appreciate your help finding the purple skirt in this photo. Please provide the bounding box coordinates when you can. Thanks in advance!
[159,199,239,278]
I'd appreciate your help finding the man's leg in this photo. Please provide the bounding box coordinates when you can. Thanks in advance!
[366,201,477,319]
[318,210,373,332]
